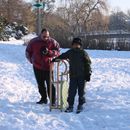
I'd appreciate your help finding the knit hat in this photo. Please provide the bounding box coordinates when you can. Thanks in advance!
[72,37,82,46]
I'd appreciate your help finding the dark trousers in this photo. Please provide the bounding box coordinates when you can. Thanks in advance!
[33,66,55,103]
[67,77,86,107]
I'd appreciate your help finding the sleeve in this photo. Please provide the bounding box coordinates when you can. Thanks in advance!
[84,51,91,64]
[25,41,33,63]
[52,50,70,62]
[47,39,60,57]
[83,51,92,82]
[84,50,92,74]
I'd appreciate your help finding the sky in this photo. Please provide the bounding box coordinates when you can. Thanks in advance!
[27,0,130,13]
[108,0,130,12]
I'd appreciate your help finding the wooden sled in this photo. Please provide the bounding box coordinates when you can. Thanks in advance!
[49,60,69,112]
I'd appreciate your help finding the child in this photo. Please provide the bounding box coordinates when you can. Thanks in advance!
[52,37,91,113]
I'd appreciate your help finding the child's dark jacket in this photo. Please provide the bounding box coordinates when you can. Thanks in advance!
[55,48,91,80]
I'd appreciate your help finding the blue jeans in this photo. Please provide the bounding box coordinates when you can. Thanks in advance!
[67,77,86,107]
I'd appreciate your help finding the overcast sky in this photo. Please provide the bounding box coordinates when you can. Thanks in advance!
[108,0,130,12]
[29,0,130,13]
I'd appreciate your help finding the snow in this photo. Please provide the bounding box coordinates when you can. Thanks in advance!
[22,33,37,45]
[0,40,130,130]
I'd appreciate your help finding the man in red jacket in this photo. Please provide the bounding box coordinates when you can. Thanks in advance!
[25,28,60,104]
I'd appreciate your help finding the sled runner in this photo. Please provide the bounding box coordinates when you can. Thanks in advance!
[49,60,69,111]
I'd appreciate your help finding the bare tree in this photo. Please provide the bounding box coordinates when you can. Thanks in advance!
[56,0,108,35]
[86,12,109,32]
[109,11,128,31]
[0,0,35,30]
[126,10,130,31]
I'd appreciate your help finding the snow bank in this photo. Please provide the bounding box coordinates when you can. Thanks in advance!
[22,33,37,45]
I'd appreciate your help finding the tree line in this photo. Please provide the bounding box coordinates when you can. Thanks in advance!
[0,0,130,50]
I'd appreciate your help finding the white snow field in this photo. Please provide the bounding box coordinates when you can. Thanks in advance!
[0,40,130,130]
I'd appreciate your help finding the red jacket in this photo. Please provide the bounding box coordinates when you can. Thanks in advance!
[25,36,60,70]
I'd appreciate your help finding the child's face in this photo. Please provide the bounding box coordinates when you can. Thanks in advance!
[72,43,81,48]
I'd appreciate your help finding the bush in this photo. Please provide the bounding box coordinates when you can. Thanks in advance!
[0,21,29,41]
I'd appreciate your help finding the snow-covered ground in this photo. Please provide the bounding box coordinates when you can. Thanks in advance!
[0,40,130,130]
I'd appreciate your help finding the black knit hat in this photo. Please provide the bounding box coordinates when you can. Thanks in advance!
[72,37,82,46]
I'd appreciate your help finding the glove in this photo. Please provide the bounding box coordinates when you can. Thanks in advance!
[85,73,91,82]
[41,47,48,55]
[51,58,60,62]
[51,58,56,62]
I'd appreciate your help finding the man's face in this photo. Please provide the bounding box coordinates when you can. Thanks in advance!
[41,31,50,41]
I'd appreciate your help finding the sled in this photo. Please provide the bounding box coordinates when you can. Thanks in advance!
[49,60,69,111]
[60,80,68,109]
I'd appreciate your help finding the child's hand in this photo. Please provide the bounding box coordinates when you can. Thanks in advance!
[85,73,91,82]
[51,58,61,62]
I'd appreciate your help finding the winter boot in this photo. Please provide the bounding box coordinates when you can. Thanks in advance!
[65,106,73,113]
[76,105,83,114]
[36,98,47,104]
